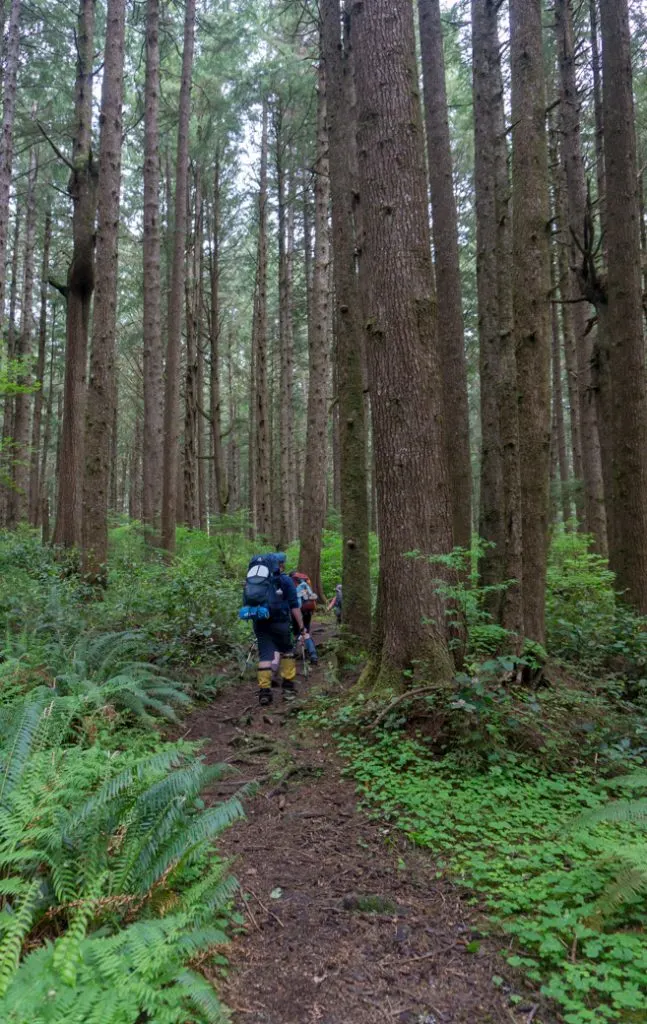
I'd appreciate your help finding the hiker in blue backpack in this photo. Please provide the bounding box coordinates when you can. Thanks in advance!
[239,552,305,705]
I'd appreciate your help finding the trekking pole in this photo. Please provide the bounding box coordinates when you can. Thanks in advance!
[239,637,256,679]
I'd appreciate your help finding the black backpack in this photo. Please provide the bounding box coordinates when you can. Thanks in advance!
[242,555,284,616]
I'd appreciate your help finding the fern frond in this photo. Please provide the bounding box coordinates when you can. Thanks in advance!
[578,797,647,827]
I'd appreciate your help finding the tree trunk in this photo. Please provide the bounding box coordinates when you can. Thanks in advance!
[209,149,228,515]
[299,59,331,601]
[510,0,552,644]
[161,0,196,553]
[82,0,126,581]
[589,0,606,238]
[39,316,56,538]
[472,0,523,637]
[251,99,271,539]
[551,251,571,525]
[418,0,471,550]
[321,0,371,644]
[8,147,38,526]
[29,208,51,526]
[142,0,163,533]
[183,174,201,529]
[473,0,503,613]
[276,114,295,550]
[0,0,21,333]
[352,0,455,688]
[555,0,607,553]
[0,210,20,526]
[54,0,98,548]
[599,0,647,611]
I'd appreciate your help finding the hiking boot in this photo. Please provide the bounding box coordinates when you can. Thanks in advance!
[258,689,273,707]
[282,682,297,702]
[308,655,319,666]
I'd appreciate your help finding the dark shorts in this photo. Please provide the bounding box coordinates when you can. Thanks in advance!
[253,618,294,662]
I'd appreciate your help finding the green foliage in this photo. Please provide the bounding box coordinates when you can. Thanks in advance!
[0,689,242,1021]
[336,732,647,1023]
[0,531,249,1021]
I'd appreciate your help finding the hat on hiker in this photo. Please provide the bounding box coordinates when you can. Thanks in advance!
[275,552,287,567]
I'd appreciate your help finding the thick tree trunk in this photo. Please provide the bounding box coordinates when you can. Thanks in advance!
[142,0,163,533]
[510,0,552,645]
[322,0,371,644]
[299,60,331,601]
[418,0,471,550]
[599,0,647,611]
[209,150,228,516]
[161,0,195,553]
[251,100,271,539]
[54,0,97,548]
[29,209,51,526]
[8,148,38,527]
[472,0,503,611]
[82,0,126,581]
[556,0,607,552]
[352,0,454,688]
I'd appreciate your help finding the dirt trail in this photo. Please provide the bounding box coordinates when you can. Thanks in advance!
[184,628,551,1024]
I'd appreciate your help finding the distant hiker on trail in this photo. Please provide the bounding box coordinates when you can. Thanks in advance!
[239,552,305,706]
[290,570,319,665]
[327,584,342,625]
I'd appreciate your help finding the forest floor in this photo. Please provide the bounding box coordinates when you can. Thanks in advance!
[184,626,554,1024]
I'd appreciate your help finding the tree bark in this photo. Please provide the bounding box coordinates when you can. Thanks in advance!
[472,0,523,637]
[418,0,471,550]
[7,147,38,527]
[0,210,20,526]
[321,0,371,644]
[510,0,552,644]
[551,250,571,525]
[352,0,455,688]
[142,0,163,533]
[276,112,295,550]
[209,148,228,516]
[82,0,126,581]
[251,99,271,539]
[299,59,331,601]
[599,0,647,611]
[29,208,51,526]
[0,0,21,333]
[54,0,97,548]
[555,0,607,553]
[161,0,196,553]
[183,172,201,529]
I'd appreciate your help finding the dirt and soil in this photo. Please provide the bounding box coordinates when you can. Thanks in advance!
[184,626,555,1024]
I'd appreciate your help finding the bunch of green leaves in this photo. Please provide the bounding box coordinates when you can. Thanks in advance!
[0,689,244,1022]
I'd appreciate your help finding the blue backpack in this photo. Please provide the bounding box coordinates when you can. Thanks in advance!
[239,555,284,621]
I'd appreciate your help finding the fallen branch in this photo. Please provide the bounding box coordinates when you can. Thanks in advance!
[369,686,437,730]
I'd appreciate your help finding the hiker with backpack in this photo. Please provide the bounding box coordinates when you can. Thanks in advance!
[327,584,342,625]
[290,570,319,665]
[239,552,305,705]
